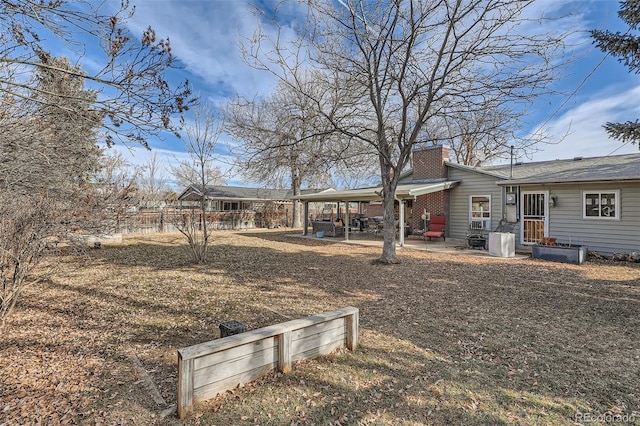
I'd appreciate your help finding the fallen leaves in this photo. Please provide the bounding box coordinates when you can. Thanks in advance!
[1,230,639,425]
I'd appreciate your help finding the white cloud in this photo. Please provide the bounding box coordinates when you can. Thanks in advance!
[123,1,288,102]
[528,84,640,161]
[116,0,640,171]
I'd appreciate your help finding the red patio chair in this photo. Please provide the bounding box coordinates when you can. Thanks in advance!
[424,215,446,241]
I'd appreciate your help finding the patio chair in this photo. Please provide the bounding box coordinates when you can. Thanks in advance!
[366,221,382,238]
[424,215,446,241]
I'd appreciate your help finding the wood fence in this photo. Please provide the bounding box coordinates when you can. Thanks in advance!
[114,209,290,235]
[177,307,359,419]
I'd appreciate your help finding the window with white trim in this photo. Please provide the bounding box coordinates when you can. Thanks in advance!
[469,195,491,229]
[583,190,620,219]
[223,201,240,211]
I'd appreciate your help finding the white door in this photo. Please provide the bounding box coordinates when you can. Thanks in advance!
[521,191,549,244]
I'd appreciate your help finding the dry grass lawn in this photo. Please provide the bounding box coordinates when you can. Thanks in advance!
[1,230,639,425]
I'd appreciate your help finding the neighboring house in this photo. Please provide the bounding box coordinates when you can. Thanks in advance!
[177,185,330,229]
[178,185,290,211]
[296,145,640,255]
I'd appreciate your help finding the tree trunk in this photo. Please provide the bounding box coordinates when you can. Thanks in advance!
[377,159,399,264]
[291,176,302,228]
[379,191,398,263]
[292,200,302,228]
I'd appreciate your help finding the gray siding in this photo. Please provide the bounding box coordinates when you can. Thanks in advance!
[448,168,504,240]
[447,166,640,254]
[530,183,640,255]
[449,168,640,254]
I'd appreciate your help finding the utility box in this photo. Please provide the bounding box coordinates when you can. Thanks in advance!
[219,320,247,338]
[488,232,515,258]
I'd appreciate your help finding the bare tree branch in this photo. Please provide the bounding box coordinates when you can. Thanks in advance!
[243,0,573,263]
[226,75,374,227]
[170,103,225,263]
[0,0,194,147]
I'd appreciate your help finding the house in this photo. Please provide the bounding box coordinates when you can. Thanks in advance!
[296,145,640,255]
[177,185,330,229]
[176,185,292,229]
[446,149,640,255]
[178,185,289,211]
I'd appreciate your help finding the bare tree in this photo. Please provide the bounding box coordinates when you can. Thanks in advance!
[171,103,225,263]
[0,0,192,324]
[1,57,102,325]
[171,160,225,192]
[0,1,193,146]
[330,157,379,190]
[226,76,367,227]
[244,0,572,263]
[93,152,141,233]
[0,195,60,327]
[424,99,523,166]
[138,151,170,209]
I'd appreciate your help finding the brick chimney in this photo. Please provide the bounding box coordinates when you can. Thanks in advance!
[410,145,451,233]
[412,145,450,181]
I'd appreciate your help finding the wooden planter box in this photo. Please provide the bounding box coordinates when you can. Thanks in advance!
[177,307,359,419]
[532,244,588,265]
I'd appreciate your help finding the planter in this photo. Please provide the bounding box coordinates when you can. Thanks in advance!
[488,232,515,258]
[532,244,588,265]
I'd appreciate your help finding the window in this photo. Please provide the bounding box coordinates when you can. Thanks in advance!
[583,190,619,219]
[469,195,491,229]
[223,201,240,211]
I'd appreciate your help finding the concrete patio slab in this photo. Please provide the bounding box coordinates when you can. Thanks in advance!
[289,232,531,259]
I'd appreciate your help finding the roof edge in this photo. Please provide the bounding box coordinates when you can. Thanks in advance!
[445,161,508,179]
[497,177,640,186]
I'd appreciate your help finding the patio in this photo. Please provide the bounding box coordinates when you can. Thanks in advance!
[292,231,531,259]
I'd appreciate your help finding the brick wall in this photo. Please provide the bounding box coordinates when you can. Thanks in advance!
[365,202,384,218]
[412,145,449,181]
[411,191,450,232]
[363,145,452,235]
[411,145,450,233]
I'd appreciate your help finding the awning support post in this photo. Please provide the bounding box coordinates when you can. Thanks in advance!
[303,202,309,236]
[399,200,405,247]
[344,201,350,241]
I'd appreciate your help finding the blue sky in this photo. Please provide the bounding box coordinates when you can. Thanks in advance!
[80,0,640,185]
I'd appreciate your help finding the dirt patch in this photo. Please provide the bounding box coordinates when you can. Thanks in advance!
[1,230,639,425]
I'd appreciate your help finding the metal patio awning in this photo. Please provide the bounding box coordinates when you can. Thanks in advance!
[294,180,460,202]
